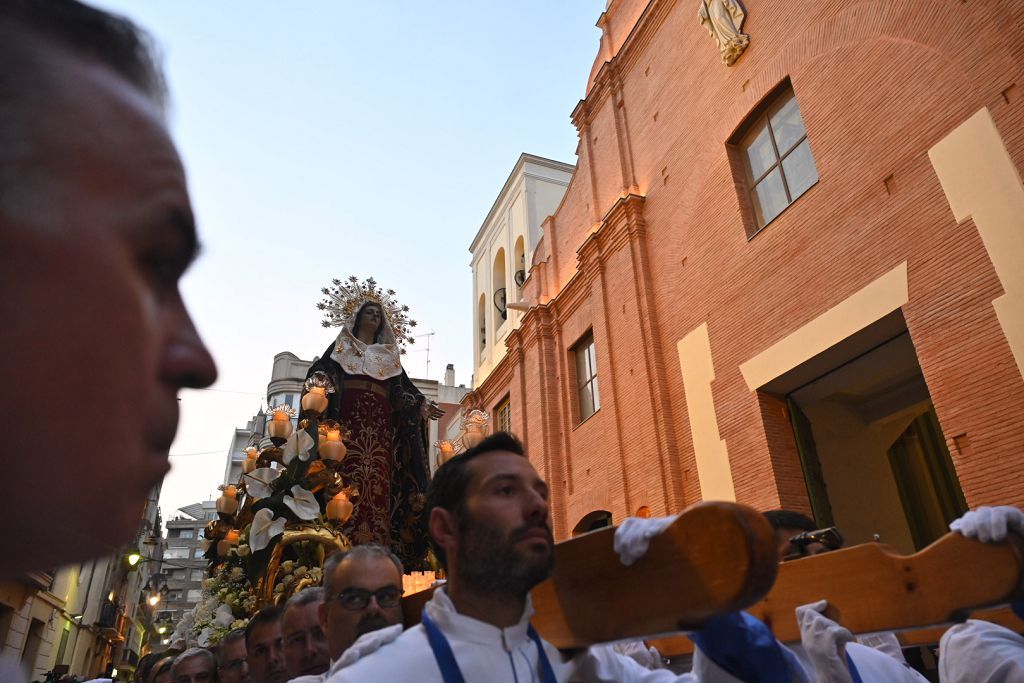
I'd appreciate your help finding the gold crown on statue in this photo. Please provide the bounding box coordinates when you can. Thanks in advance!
[316,275,417,350]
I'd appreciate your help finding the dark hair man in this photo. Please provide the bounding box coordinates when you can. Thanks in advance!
[331,432,807,682]
[170,648,216,683]
[245,606,287,683]
[0,0,217,581]
[217,629,249,683]
[762,510,829,561]
[280,587,329,680]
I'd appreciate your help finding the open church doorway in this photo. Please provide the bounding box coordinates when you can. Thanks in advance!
[763,311,967,553]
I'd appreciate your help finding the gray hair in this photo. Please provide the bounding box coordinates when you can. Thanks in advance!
[0,0,167,106]
[323,544,404,599]
[284,585,324,611]
[172,647,215,676]
[0,1,167,220]
[216,628,247,666]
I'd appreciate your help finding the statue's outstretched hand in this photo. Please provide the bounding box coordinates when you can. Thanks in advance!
[950,505,1024,543]
[421,400,444,420]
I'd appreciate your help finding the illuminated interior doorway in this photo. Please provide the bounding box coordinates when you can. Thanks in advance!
[764,312,967,552]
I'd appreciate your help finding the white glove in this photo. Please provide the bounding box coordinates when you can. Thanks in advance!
[613,515,678,566]
[796,600,855,683]
[950,506,1024,543]
[336,623,403,668]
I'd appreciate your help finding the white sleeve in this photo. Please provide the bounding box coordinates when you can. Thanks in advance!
[939,619,1024,683]
[334,623,404,669]
[570,644,697,682]
[844,643,927,682]
[854,632,906,662]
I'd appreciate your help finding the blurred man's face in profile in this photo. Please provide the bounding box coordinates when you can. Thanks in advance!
[218,636,249,683]
[283,599,329,677]
[0,35,216,576]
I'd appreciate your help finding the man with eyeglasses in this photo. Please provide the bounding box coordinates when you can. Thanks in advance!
[281,588,330,680]
[218,628,249,683]
[286,545,405,682]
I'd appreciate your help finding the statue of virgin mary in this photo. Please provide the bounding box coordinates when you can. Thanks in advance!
[303,285,442,570]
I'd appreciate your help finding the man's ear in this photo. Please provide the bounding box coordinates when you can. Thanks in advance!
[429,507,457,559]
[319,600,328,630]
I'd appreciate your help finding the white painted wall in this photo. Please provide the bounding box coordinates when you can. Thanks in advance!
[470,154,574,388]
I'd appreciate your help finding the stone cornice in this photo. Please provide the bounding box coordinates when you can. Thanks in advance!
[576,193,647,272]
[517,302,557,349]
[469,153,576,254]
[550,270,591,322]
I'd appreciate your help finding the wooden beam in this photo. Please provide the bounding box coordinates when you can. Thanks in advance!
[650,532,1024,655]
[404,501,778,648]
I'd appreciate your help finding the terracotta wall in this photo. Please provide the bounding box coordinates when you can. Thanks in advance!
[467,0,1024,540]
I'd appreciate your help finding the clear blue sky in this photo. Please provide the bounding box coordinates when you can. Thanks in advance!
[91,1,604,519]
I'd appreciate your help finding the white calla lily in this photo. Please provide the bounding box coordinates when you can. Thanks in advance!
[283,485,320,520]
[249,508,286,552]
[243,467,280,499]
[282,429,314,465]
[197,627,213,648]
[213,603,235,628]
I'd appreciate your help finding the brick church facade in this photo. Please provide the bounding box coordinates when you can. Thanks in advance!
[465,0,1024,552]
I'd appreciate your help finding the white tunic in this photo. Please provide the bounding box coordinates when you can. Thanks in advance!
[939,619,1024,683]
[327,588,805,683]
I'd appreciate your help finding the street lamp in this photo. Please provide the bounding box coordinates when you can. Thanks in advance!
[145,582,169,607]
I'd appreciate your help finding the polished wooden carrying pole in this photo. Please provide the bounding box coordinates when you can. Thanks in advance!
[404,501,779,648]
[649,531,1024,655]
[406,509,1024,653]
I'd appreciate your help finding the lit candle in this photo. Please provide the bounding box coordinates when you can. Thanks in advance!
[267,409,294,439]
[216,530,240,556]
[301,386,329,415]
[216,486,238,516]
[242,447,259,474]
[326,492,353,523]
[318,427,347,461]
[436,441,456,465]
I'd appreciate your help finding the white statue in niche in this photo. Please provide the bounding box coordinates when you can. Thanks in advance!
[699,0,750,66]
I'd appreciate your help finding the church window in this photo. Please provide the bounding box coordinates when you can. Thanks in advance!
[734,83,817,235]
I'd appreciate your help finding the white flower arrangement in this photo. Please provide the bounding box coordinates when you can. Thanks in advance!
[188,563,255,648]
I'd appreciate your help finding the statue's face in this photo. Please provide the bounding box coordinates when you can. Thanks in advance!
[358,304,383,335]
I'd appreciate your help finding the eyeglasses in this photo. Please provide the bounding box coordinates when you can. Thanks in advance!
[784,526,844,560]
[332,586,402,611]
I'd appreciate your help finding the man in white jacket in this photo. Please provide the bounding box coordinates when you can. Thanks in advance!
[939,506,1024,683]
[328,431,808,683]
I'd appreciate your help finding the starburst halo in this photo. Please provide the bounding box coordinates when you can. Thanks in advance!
[316,275,418,350]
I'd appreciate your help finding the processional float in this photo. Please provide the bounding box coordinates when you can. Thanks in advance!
[179,278,1024,648]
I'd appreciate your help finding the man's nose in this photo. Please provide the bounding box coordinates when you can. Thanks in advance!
[162,309,217,389]
[525,488,549,521]
[364,595,385,615]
